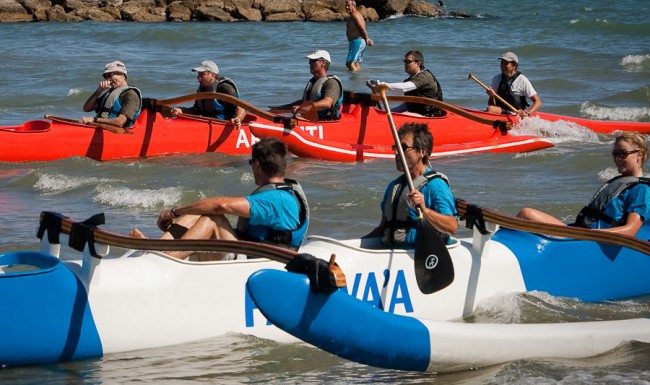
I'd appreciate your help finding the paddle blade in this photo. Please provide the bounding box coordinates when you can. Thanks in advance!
[414,219,454,294]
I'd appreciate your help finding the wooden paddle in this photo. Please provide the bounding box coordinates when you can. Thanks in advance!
[373,83,455,294]
[37,211,347,288]
[44,115,132,135]
[467,73,519,115]
[152,92,301,128]
[366,93,512,131]
[456,199,650,255]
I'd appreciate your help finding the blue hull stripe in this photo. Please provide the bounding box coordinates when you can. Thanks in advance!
[0,252,102,366]
[247,269,431,371]
[493,228,650,301]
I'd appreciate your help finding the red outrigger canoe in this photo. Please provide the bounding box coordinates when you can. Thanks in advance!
[0,92,645,162]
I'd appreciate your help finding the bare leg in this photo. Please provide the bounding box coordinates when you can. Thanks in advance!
[486,105,503,114]
[346,62,361,72]
[129,228,146,238]
[168,215,238,261]
[516,208,566,225]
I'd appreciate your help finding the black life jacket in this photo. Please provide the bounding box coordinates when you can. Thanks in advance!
[382,170,450,244]
[404,69,445,117]
[195,77,240,119]
[574,175,650,228]
[496,72,529,111]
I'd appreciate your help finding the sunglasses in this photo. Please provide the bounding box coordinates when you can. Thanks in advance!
[612,149,640,159]
[391,144,417,152]
[403,59,418,64]
[103,72,121,79]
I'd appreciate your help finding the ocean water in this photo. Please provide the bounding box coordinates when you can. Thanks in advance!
[0,0,649,383]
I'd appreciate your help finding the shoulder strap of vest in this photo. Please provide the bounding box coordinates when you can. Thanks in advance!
[575,175,643,228]
[216,77,240,98]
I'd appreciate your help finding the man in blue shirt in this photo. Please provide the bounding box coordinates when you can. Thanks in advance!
[364,122,457,247]
[130,137,309,260]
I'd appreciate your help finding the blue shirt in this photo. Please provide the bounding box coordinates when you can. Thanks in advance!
[594,183,650,231]
[245,189,301,242]
[381,171,456,246]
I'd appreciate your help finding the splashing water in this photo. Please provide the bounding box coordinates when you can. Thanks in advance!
[510,116,601,144]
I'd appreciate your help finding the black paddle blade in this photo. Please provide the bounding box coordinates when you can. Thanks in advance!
[414,219,454,294]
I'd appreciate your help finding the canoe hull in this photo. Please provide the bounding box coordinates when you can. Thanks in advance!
[249,121,554,161]
[246,269,650,372]
[3,222,650,367]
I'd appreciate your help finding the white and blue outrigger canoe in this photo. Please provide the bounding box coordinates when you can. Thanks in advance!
[3,200,650,367]
[246,269,650,373]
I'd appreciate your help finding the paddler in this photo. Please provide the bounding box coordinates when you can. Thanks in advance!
[269,50,343,121]
[485,51,542,118]
[80,61,142,128]
[364,122,458,246]
[130,137,309,261]
[170,60,246,129]
[517,132,650,237]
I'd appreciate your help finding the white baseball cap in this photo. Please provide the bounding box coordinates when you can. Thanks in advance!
[192,60,219,74]
[306,50,331,63]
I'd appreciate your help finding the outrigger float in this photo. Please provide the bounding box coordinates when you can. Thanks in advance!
[247,269,650,373]
[3,200,650,367]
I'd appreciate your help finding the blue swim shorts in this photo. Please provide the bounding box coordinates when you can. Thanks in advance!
[347,38,367,63]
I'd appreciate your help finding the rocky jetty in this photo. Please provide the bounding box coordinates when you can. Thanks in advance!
[0,0,472,22]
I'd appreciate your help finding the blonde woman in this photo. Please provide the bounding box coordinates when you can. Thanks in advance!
[517,132,650,237]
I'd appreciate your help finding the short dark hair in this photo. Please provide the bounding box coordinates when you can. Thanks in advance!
[405,50,425,69]
[251,137,287,177]
[398,122,433,164]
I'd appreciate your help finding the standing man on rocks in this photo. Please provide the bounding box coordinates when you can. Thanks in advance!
[345,0,373,72]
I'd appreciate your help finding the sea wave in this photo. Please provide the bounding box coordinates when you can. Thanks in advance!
[93,186,183,208]
[34,172,120,194]
[620,54,650,72]
[580,102,650,121]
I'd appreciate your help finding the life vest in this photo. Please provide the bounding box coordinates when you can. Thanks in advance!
[96,86,142,127]
[241,179,309,249]
[496,72,529,111]
[302,75,343,120]
[404,69,445,117]
[382,170,450,244]
[196,77,241,120]
[574,175,650,228]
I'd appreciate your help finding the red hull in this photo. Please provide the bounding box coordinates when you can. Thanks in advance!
[1,95,645,162]
[249,121,554,162]
[533,111,650,134]
[0,110,259,162]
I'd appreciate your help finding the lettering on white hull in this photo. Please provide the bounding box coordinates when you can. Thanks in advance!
[244,269,413,328]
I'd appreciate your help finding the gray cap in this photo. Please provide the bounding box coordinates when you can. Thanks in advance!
[192,60,219,74]
[103,61,127,75]
[498,52,519,64]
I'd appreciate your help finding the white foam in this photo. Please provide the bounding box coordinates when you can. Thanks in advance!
[580,102,650,121]
[620,54,650,68]
[35,173,120,194]
[67,88,82,96]
[510,116,600,144]
[93,186,182,208]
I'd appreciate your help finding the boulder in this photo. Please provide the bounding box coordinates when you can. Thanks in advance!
[0,0,33,21]
[194,5,235,21]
